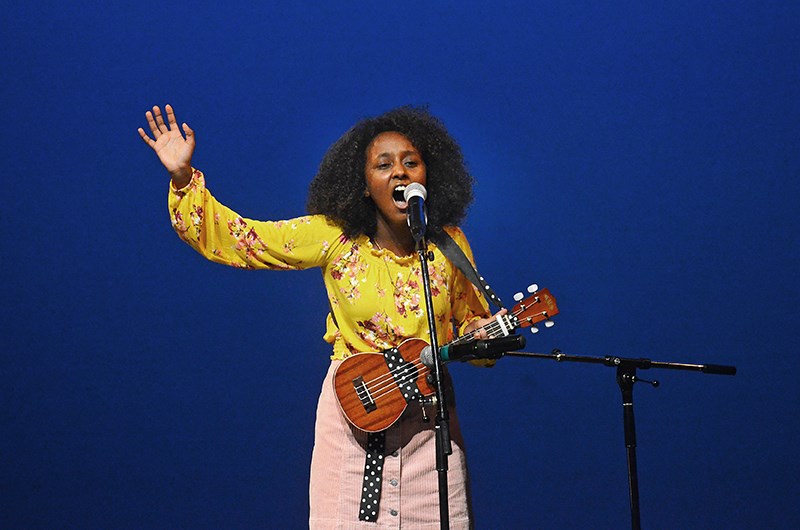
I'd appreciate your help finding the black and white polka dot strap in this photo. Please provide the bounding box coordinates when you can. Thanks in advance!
[434,230,505,310]
[383,347,423,405]
[358,431,386,522]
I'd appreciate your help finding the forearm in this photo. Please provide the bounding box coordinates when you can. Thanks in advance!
[168,169,337,271]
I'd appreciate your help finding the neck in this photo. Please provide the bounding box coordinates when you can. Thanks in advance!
[373,217,416,256]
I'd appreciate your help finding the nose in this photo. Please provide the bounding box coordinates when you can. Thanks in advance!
[391,165,408,179]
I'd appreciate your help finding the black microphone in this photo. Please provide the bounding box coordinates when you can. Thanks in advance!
[420,335,526,367]
[403,182,427,242]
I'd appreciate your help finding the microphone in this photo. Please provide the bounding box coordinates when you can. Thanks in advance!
[420,335,526,367]
[403,182,427,242]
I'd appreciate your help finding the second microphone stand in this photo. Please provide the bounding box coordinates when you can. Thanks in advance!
[505,348,737,529]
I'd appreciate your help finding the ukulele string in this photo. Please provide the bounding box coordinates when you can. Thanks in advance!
[366,304,549,403]
[363,305,543,403]
[364,358,431,403]
[361,315,510,399]
[362,310,520,400]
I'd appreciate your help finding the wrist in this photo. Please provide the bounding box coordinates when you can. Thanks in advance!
[170,167,192,189]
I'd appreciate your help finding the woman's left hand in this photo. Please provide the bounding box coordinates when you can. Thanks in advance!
[464,308,507,340]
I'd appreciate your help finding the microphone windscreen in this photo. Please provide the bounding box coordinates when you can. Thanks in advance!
[419,345,434,368]
[404,182,427,201]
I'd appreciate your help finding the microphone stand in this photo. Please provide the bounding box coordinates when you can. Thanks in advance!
[414,235,452,530]
[503,348,736,530]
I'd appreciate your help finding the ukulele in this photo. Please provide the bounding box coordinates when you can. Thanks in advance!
[333,285,559,432]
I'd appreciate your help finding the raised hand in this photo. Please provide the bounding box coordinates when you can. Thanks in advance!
[138,104,195,189]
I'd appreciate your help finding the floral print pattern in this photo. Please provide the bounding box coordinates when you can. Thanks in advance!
[356,312,406,351]
[168,169,489,361]
[229,217,266,256]
[329,243,367,303]
[427,261,447,298]
[392,269,423,318]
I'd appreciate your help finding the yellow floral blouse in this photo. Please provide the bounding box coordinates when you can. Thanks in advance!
[169,169,490,360]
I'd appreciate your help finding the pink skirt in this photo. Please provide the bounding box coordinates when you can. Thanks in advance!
[309,361,473,529]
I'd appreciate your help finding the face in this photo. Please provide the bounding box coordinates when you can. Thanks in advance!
[364,131,427,229]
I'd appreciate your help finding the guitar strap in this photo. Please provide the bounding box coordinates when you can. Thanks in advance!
[434,230,505,310]
[358,432,385,522]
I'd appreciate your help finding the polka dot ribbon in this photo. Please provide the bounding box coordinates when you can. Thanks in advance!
[358,431,386,521]
[384,347,423,405]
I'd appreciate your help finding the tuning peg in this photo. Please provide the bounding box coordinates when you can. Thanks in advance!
[527,283,539,294]
[545,320,555,328]
[530,326,540,334]
[513,292,523,301]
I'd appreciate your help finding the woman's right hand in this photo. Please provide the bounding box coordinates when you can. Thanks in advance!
[138,104,195,189]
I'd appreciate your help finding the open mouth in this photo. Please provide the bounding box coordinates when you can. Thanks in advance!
[392,185,407,208]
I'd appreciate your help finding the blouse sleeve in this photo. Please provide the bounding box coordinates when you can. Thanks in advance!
[444,227,492,336]
[168,168,343,270]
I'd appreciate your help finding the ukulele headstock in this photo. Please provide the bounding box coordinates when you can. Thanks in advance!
[511,284,559,334]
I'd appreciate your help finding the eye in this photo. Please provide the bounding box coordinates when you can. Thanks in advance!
[404,159,418,167]
[377,162,391,170]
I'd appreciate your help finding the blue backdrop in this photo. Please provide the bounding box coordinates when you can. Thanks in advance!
[2,1,798,528]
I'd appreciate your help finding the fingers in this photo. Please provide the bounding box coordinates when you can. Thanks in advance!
[471,308,508,340]
[152,105,169,134]
[182,122,195,148]
[145,108,160,137]
[165,104,179,131]
[143,104,183,142]
[144,105,173,138]
[471,319,490,339]
[140,105,195,164]
[137,127,155,147]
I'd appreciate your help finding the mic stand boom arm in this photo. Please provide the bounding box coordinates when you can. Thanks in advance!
[505,348,736,530]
